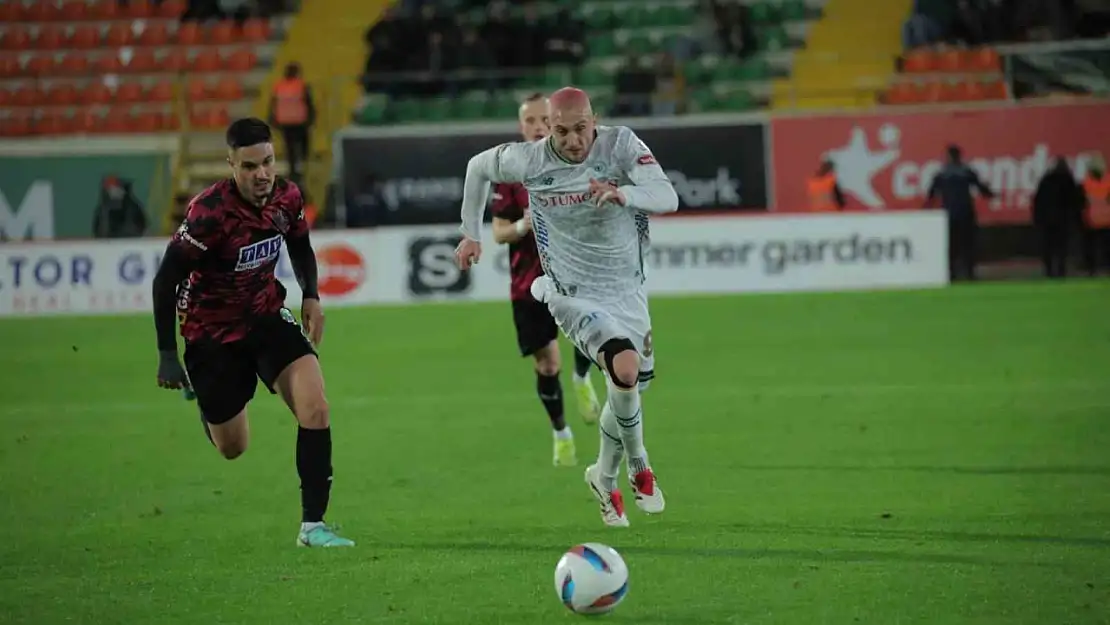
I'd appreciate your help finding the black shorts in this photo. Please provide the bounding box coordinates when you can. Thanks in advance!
[183,308,317,425]
[511,298,559,357]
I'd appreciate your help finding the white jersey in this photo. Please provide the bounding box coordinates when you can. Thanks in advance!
[459,125,678,303]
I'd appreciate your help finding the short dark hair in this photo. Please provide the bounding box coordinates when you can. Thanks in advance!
[522,91,545,104]
[226,118,272,149]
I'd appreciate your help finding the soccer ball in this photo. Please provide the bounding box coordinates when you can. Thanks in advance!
[554,542,630,615]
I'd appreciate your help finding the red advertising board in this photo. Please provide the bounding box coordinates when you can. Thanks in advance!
[770,101,1110,224]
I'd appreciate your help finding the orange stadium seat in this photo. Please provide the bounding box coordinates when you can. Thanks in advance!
[139,22,171,47]
[176,22,202,46]
[92,0,122,21]
[0,56,19,78]
[0,87,10,106]
[213,76,243,100]
[0,2,22,22]
[25,53,55,76]
[159,0,186,19]
[225,48,256,71]
[35,113,69,135]
[57,52,90,75]
[69,25,102,50]
[982,79,1007,100]
[967,47,1001,72]
[936,49,965,73]
[104,23,134,47]
[191,49,221,72]
[12,85,42,107]
[24,2,60,22]
[73,108,99,133]
[60,1,91,21]
[242,19,271,43]
[125,0,155,19]
[1,27,33,51]
[134,110,161,132]
[159,48,188,72]
[92,52,121,73]
[902,49,935,73]
[2,113,34,137]
[124,49,157,73]
[103,108,132,133]
[148,80,174,102]
[46,83,80,106]
[83,81,113,104]
[116,81,145,104]
[187,76,211,101]
[210,20,236,45]
[884,81,921,105]
[36,26,68,50]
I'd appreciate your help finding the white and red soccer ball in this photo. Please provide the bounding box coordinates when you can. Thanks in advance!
[554,543,630,615]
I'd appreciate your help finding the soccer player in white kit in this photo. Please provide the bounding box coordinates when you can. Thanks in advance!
[454,87,679,527]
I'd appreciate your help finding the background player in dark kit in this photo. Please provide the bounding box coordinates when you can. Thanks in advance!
[490,93,602,468]
[152,118,354,548]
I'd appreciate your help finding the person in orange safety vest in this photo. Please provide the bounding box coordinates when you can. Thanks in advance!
[268,62,315,187]
[806,159,846,212]
[1081,154,1110,275]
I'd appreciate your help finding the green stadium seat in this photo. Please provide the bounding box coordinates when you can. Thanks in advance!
[585,6,613,29]
[577,62,611,88]
[623,32,654,55]
[355,95,388,125]
[490,93,519,118]
[391,98,424,123]
[423,97,453,122]
[758,25,789,51]
[588,32,617,56]
[780,0,808,21]
[749,2,778,24]
[657,4,692,27]
[455,92,489,120]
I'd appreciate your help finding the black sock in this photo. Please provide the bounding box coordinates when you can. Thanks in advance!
[296,427,333,523]
[536,372,567,431]
[573,348,594,378]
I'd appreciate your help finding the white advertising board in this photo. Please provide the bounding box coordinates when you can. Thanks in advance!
[0,212,947,318]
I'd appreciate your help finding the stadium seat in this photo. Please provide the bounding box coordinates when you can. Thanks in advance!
[59,1,90,21]
[104,23,135,48]
[83,82,113,105]
[70,25,101,50]
[210,21,237,46]
[36,26,68,50]
[138,22,171,47]
[116,82,145,104]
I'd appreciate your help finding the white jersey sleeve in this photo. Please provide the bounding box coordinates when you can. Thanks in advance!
[613,127,679,214]
[459,142,533,241]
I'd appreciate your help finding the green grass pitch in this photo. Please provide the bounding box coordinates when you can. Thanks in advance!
[1,281,1108,624]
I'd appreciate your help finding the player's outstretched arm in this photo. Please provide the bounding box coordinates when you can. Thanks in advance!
[615,128,679,214]
[152,244,193,389]
[459,143,529,242]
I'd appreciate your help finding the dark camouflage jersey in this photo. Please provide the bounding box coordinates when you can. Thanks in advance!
[491,182,544,302]
[171,178,308,343]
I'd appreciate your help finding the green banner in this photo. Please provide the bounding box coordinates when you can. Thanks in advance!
[0,152,171,241]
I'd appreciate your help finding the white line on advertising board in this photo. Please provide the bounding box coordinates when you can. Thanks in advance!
[0,212,947,318]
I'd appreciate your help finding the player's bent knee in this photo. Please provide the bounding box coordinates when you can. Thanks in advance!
[533,341,561,376]
[208,410,249,460]
[599,338,639,389]
[296,399,330,430]
[216,439,247,460]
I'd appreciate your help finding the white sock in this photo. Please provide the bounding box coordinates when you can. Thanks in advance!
[597,401,624,491]
[607,379,648,472]
[554,427,573,440]
[300,521,324,533]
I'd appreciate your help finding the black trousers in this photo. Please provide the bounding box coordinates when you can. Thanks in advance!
[948,217,979,281]
[1040,224,1070,278]
[1081,227,1110,275]
[281,125,309,186]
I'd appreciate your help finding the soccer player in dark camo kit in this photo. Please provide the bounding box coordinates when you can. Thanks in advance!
[491,93,602,468]
[151,118,354,548]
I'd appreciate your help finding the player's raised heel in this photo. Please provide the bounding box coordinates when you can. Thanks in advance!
[296,523,355,547]
[574,378,601,425]
[630,468,665,514]
[584,464,630,528]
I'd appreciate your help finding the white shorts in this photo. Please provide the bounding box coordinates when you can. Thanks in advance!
[546,288,655,390]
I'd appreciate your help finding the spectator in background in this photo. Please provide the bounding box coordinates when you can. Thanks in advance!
[716,2,755,59]
[806,159,846,212]
[924,145,996,282]
[1032,157,1083,278]
[652,52,685,116]
[268,62,315,186]
[1080,154,1110,275]
[612,55,655,117]
[93,176,147,239]
[545,9,586,66]
[903,2,944,48]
